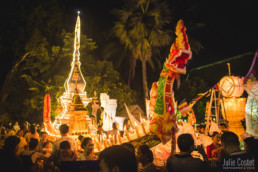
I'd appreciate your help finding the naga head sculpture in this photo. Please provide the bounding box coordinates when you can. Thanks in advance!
[164,20,192,74]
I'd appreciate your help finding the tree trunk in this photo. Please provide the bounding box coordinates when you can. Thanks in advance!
[0,52,30,102]
[142,59,149,108]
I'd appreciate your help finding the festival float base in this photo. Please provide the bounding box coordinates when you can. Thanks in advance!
[44,118,161,153]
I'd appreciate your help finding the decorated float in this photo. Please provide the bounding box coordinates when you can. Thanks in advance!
[43,12,257,159]
[43,13,154,152]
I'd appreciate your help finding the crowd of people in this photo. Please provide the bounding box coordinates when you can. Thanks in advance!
[0,120,257,172]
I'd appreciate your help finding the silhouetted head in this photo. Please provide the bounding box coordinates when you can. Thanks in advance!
[29,138,39,150]
[137,144,153,164]
[99,145,137,172]
[177,134,194,153]
[3,136,20,153]
[59,124,69,135]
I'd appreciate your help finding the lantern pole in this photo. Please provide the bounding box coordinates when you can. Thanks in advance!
[227,63,231,76]
[205,88,214,135]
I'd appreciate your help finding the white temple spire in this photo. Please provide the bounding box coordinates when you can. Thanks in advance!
[64,13,86,94]
[73,12,80,63]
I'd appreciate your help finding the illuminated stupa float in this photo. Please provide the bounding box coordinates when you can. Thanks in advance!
[43,13,158,151]
[52,13,93,135]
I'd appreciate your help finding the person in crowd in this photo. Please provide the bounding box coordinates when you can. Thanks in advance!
[98,145,138,172]
[5,125,16,138]
[41,141,53,158]
[199,124,206,134]
[219,123,228,134]
[13,121,20,133]
[42,142,55,172]
[123,119,134,135]
[35,123,41,134]
[22,121,29,135]
[52,124,77,157]
[8,121,13,128]
[243,136,258,170]
[97,105,104,125]
[243,136,257,155]
[100,107,105,125]
[46,124,77,170]
[208,119,221,136]
[77,137,97,160]
[25,124,40,143]
[77,135,84,153]
[17,129,28,155]
[95,103,100,124]
[97,125,103,135]
[137,144,157,172]
[108,122,119,144]
[206,132,222,159]
[97,125,104,142]
[166,133,209,172]
[54,141,78,170]
[217,131,255,171]
[20,138,46,171]
[0,135,21,171]
[196,124,201,133]
[59,141,78,161]
[121,142,136,155]
[38,131,49,152]
[78,135,84,143]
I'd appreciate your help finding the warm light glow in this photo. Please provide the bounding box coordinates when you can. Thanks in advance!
[134,122,140,138]
[103,134,108,148]
[118,132,123,144]
[124,126,131,141]
[219,76,244,98]
[221,98,246,138]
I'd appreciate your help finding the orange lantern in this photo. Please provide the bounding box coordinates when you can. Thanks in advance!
[221,98,246,138]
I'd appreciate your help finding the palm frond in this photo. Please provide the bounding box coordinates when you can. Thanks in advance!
[188,37,204,55]
[129,22,148,40]
[28,87,39,91]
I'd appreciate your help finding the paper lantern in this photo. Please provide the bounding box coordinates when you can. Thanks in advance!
[244,81,258,137]
[245,95,258,137]
[219,76,244,98]
[221,98,246,138]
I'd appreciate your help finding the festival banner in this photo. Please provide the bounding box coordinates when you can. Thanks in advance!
[124,103,141,128]
[178,90,210,117]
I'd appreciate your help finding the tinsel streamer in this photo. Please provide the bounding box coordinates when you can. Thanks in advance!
[171,127,176,155]
[43,94,51,131]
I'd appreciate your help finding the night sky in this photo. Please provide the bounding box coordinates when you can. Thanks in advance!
[61,0,257,64]
[0,0,257,87]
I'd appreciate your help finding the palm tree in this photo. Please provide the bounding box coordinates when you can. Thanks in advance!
[112,0,172,102]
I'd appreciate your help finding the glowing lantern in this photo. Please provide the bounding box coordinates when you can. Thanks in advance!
[221,98,246,138]
[244,81,258,137]
[219,76,244,98]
